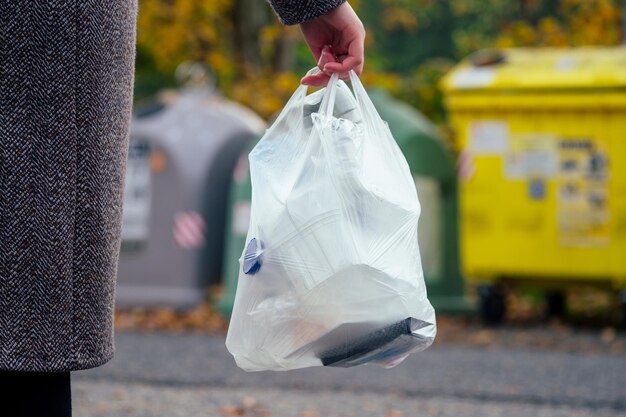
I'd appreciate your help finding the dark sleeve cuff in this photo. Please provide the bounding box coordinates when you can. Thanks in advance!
[268,0,347,26]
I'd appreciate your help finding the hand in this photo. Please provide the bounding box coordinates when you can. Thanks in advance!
[299,2,365,86]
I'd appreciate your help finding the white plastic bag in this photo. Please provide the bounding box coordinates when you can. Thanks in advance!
[226,69,436,371]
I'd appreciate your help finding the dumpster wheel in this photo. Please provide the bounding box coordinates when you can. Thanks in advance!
[478,285,507,325]
[545,290,567,319]
[620,291,626,328]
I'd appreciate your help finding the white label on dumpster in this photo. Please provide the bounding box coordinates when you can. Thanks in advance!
[233,201,251,236]
[122,139,152,242]
[505,134,558,179]
[452,67,496,89]
[415,176,442,282]
[469,121,508,155]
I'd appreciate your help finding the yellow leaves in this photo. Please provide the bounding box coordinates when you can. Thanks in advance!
[383,6,419,31]
[497,0,622,48]
[507,21,539,46]
[136,0,303,118]
[599,0,621,20]
[231,72,300,119]
[259,25,281,44]
[114,301,229,333]
[394,58,453,124]
[538,17,569,46]
[450,0,470,16]
[569,0,622,45]
[137,0,234,74]
[207,51,233,74]
[361,72,402,93]
[456,32,496,58]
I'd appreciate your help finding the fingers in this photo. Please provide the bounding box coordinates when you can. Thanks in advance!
[317,45,336,69]
[302,46,335,86]
[324,55,363,79]
[302,44,364,85]
[301,54,363,85]
[323,30,365,76]
[300,72,331,86]
[298,1,365,85]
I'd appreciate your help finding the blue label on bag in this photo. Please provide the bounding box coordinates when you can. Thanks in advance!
[243,238,262,275]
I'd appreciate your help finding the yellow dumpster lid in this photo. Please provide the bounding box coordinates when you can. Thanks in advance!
[441,47,626,92]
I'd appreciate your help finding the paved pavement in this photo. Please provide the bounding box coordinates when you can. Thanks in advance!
[72,331,626,417]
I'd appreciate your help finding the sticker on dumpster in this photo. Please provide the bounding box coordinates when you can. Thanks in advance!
[505,134,558,179]
[233,153,249,184]
[414,176,442,281]
[556,138,610,247]
[173,211,206,249]
[468,121,508,155]
[233,201,251,235]
[528,178,546,200]
[122,139,152,243]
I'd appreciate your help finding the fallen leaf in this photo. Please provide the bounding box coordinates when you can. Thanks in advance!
[242,397,258,408]
[601,327,616,344]
[218,406,246,416]
[471,329,495,346]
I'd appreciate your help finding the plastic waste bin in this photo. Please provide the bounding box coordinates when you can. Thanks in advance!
[117,81,264,308]
[216,89,472,315]
[216,146,254,315]
[441,47,626,321]
[369,90,473,314]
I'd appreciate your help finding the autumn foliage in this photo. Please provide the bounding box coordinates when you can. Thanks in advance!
[135,0,624,121]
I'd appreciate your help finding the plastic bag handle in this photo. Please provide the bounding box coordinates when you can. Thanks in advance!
[323,70,381,127]
[348,70,382,125]
[318,72,340,118]
[303,68,377,128]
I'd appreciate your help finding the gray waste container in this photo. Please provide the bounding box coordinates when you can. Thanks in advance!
[116,86,264,308]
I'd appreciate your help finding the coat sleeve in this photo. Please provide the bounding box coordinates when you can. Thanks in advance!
[268,0,347,26]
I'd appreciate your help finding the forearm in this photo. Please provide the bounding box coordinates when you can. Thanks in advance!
[268,0,346,25]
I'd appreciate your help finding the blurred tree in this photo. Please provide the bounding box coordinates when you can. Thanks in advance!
[231,0,266,75]
[135,0,299,118]
[498,0,623,47]
[356,0,623,123]
[134,0,624,121]
[135,0,234,100]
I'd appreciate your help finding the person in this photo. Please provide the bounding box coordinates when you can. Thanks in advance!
[0,0,364,416]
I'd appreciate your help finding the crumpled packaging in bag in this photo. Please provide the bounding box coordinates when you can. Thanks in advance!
[225,70,436,371]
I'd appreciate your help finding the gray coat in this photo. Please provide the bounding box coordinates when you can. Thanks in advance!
[0,0,345,373]
[269,0,346,25]
[0,0,137,372]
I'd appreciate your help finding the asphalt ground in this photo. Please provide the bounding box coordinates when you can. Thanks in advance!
[73,328,626,417]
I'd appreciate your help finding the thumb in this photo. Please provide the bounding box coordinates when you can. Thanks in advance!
[317,45,338,71]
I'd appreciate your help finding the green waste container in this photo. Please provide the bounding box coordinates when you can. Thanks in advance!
[369,90,472,314]
[216,147,254,315]
[216,89,473,315]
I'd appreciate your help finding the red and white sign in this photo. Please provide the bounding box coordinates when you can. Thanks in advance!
[173,211,205,249]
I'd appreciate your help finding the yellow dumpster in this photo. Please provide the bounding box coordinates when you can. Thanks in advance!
[441,47,626,322]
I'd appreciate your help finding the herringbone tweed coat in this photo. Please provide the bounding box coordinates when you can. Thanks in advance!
[0,1,138,372]
[269,0,346,25]
[0,0,344,373]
